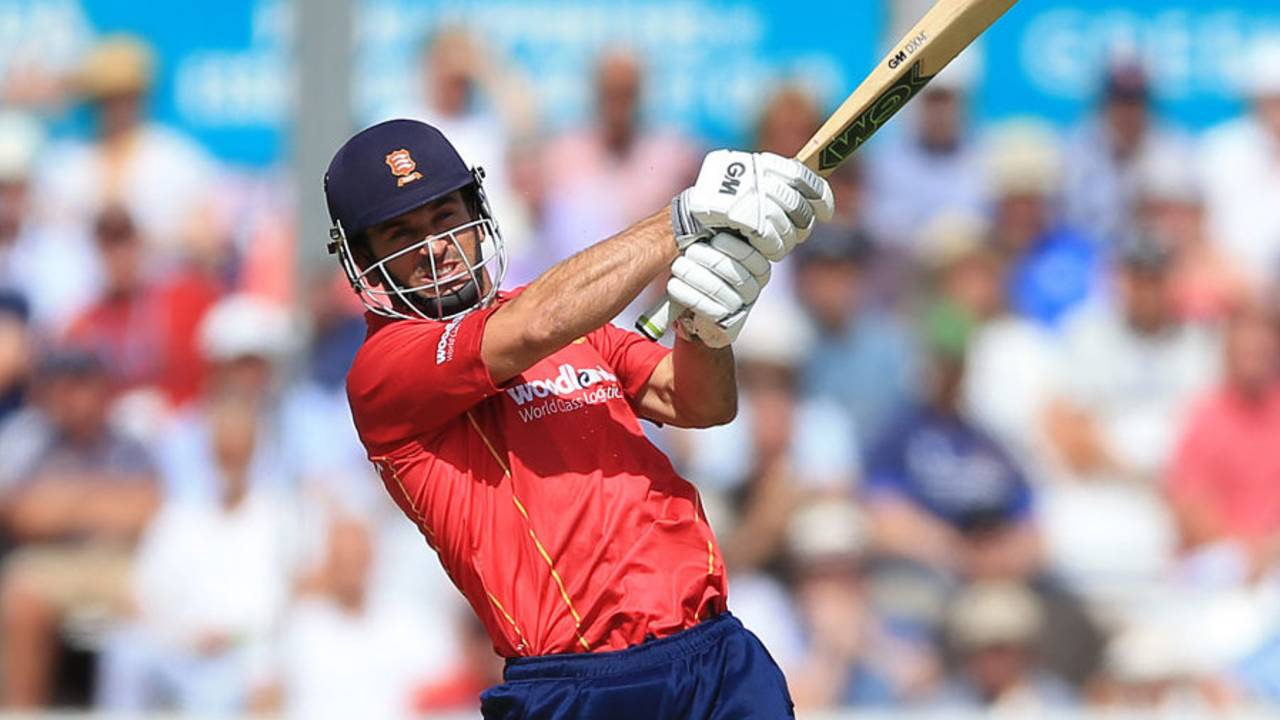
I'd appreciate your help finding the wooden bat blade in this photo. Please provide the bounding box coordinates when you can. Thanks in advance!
[798,0,1018,176]
[636,0,1020,341]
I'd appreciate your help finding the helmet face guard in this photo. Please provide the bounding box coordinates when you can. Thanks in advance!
[328,168,507,322]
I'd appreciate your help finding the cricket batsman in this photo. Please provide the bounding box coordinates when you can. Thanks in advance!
[323,118,832,719]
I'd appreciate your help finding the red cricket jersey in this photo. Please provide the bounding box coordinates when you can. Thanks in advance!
[346,291,727,657]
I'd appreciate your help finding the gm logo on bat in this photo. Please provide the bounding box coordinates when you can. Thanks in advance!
[888,32,928,70]
[719,162,746,195]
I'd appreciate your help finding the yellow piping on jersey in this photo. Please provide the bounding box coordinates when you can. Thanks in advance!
[467,411,592,652]
[375,454,527,652]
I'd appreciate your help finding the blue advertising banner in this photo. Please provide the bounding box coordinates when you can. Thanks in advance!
[978,0,1280,130]
[8,1,1278,165]
[0,0,882,166]
[0,0,287,166]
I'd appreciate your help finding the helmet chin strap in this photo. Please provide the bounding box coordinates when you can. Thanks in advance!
[415,276,482,320]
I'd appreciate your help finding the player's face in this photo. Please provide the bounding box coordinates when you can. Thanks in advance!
[364,190,483,299]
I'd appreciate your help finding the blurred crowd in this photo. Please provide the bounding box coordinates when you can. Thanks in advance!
[1,22,1280,719]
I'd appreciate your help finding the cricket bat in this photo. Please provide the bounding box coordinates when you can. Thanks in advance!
[635,0,1019,341]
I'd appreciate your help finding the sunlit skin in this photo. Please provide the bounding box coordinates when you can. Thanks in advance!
[360,190,486,304]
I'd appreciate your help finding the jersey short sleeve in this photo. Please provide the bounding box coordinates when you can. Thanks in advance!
[586,322,671,404]
[347,305,502,452]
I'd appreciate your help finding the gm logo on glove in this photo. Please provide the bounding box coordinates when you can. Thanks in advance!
[719,162,746,195]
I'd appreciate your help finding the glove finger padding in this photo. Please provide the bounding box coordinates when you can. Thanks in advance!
[758,153,836,223]
[704,232,771,282]
[668,257,747,318]
[761,176,814,231]
[683,239,768,304]
[670,252,757,316]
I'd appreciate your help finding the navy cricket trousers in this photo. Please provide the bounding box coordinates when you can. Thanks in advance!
[479,613,795,719]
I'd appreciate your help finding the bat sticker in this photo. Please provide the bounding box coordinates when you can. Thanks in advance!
[818,61,935,171]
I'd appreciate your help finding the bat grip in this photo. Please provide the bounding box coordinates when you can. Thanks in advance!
[636,298,676,341]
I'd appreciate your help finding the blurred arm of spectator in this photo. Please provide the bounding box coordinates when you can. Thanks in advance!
[866,492,959,571]
[1042,399,1118,477]
[3,474,157,542]
[722,455,798,573]
[0,348,158,543]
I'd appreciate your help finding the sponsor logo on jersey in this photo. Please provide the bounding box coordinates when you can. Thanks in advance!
[436,316,462,364]
[505,364,619,406]
[385,148,424,187]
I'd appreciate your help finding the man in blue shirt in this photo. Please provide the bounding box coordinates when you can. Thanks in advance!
[863,310,1039,579]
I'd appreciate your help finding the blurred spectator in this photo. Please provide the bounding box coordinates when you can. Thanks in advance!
[924,212,1060,474]
[936,581,1074,709]
[786,499,930,709]
[754,83,822,158]
[32,36,218,264]
[795,226,918,452]
[539,50,700,279]
[280,272,381,515]
[683,299,856,569]
[1135,146,1250,324]
[64,205,224,421]
[987,120,1102,328]
[0,292,32,423]
[155,294,295,503]
[63,206,161,395]
[1048,235,1219,485]
[411,613,504,716]
[1063,56,1189,246]
[867,52,986,248]
[392,27,536,260]
[276,515,449,720]
[1040,235,1218,602]
[0,347,158,707]
[864,313,1041,583]
[1201,39,1280,291]
[96,392,295,713]
[915,213,1005,324]
[0,111,99,329]
[1168,303,1280,578]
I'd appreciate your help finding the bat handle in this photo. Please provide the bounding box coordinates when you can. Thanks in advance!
[636,298,676,341]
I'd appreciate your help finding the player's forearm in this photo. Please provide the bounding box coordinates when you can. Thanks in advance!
[669,333,736,427]
[485,210,675,382]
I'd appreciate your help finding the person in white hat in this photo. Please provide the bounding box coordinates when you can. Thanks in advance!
[32,35,218,263]
[937,581,1074,710]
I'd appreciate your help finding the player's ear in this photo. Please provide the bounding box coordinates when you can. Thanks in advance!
[349,232,381,285]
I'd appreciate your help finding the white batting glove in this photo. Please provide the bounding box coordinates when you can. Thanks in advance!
[671,150,835,261]
[667,232,771,348]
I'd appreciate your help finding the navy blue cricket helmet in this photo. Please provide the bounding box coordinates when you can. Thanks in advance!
[323,119,506,321]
